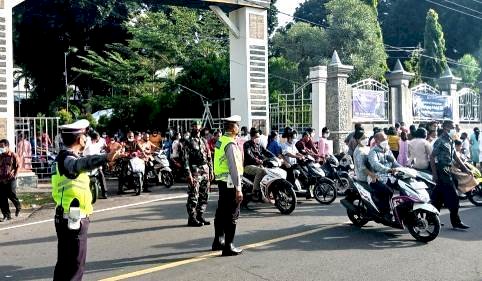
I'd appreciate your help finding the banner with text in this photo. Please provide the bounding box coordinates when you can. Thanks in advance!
[412,93,452,120]
[352,89,387,120]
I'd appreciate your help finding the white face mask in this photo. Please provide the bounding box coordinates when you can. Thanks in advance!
[0,148,4,154]
[360,139,369,146]
[449,129,456,138]
[253,138,261,144]
[379,140,389,151]
[323,133,330,138]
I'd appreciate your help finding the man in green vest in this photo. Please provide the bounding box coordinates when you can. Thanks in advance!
[52,119,119,281]
[212,115,244,256]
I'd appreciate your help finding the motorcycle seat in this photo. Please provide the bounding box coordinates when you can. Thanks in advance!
[243,173,256,182]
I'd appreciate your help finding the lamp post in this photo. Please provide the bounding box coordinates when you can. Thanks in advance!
[64,47,78,113]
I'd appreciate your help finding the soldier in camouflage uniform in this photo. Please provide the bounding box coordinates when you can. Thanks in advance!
[183,120,214,227]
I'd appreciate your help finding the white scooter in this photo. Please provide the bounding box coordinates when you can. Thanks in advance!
[341,167,441,242]
[241,158,297,215]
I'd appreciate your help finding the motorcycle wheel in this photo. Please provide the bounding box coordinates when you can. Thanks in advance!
[467,184,482,206]
[273,180,297,215]
[314,179,337,205]
[347,198,369,227]
[161,171,174,188]
[336,175,351,196]
[90,178,99,204]
[407,209,440,243]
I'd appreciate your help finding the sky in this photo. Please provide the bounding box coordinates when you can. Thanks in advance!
[275,0,306,27]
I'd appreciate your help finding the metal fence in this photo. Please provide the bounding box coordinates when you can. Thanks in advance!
[15,117,60,180]
[458,87,480,123]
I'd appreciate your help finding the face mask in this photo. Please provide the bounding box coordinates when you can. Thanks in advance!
[323,133,330,138]
[449,129,456,138]
[102,135,107,138]
[253,138,261,144]
[0,148,4,154]
[379,140,389,151]
[293,135,298,140]
[128,137,134,142]
[361,139,369,146]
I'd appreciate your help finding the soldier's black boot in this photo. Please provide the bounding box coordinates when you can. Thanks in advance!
[450,210,470,229]
[222,224,243,256]
[211,220,225,251]
[187,217,203,227]
[197,215,211,226]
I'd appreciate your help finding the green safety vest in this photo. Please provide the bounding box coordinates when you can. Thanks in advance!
[214,135,243,182]
[52,164,93,215]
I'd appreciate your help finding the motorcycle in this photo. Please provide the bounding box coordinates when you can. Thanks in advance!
[89,168,101,203]
[335,153,355,174]
[242,158,297,215]
[118,154,145,195]
[291,155,337,205]
[341,167,440,242]
[321,155,351,196]
[153,150,174,188]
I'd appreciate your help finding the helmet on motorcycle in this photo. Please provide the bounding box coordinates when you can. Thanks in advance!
[326,154,339,166]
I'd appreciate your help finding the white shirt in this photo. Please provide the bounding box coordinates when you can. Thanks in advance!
[171,139,180,159]
[282,141,298,165]
[83,141,104,156]
[259,134,268,149]
[408,138,432,170]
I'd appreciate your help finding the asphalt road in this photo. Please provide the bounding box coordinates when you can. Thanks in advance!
[0,183,481,281]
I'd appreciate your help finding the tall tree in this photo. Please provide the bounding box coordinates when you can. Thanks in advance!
[271,22,329,78]
[326,0,388,82]
[293,0,329,27]
[454,54,481,85]
[268,0,279,36]
[420,9,448,80]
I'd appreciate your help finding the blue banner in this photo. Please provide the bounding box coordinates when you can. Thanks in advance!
[352,89,386,120]
[412,93,452,120]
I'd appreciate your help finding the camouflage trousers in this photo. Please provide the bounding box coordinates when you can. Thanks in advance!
[186,165,210,219]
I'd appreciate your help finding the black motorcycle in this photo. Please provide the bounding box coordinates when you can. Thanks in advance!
[289,155,337,205]
[321,155,351,196]
[118,155,145,195]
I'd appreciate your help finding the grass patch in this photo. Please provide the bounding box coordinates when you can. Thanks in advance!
[18,192,54,209]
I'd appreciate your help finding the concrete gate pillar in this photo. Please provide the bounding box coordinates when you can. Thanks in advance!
[309,66,327,137]
[386,59,415,125]
[0,1,15,146]
[326,51,353,154]
[438,67,461,124]
[227,6,269,134]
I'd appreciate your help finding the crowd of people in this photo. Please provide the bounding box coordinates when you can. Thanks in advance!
[348,120,474,230]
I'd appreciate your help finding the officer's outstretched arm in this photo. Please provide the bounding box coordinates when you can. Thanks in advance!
[65,154,108,175]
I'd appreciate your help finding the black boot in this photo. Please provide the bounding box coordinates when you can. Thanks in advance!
[211,220,225,251]
[222,224,243,256]
[187,217,203,227]
[197,215,211,226]
[450,210,470,229]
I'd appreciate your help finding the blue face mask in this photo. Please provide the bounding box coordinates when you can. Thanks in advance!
[0,148,4,154]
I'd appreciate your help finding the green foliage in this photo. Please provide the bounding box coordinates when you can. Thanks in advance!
[56,109,73,125]
[420,9,447,80]
[326,0,388,82]
[271,22,329,78]
[293,0,329,27]
[454,54,481,85]
[81,113,98,128]
[268,56,303,102]
[268,0,279,35]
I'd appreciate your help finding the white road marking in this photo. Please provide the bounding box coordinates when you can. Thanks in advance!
[0,194,187,232]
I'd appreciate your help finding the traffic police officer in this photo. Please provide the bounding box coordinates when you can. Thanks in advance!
[212,115,244,256]
[52,120,119,281]
[183,120,214,227]
[430,120,470,229]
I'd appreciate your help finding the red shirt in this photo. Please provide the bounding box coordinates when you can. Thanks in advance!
[0,151,19,182]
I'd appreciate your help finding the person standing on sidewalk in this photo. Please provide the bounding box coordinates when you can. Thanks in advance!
[52,119,119,281]
[212,115,244,256]
[0,139,21,222]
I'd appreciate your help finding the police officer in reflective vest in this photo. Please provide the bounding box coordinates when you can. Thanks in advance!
[212,115,244,256]
[183,120,214,227]
[52,120,119,281]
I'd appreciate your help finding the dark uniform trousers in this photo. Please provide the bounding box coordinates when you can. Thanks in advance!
[186,165,210,219]
[0,180,21,217]
[214,181,241,239]
[432,165,461,224]
[53,218,90,281]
